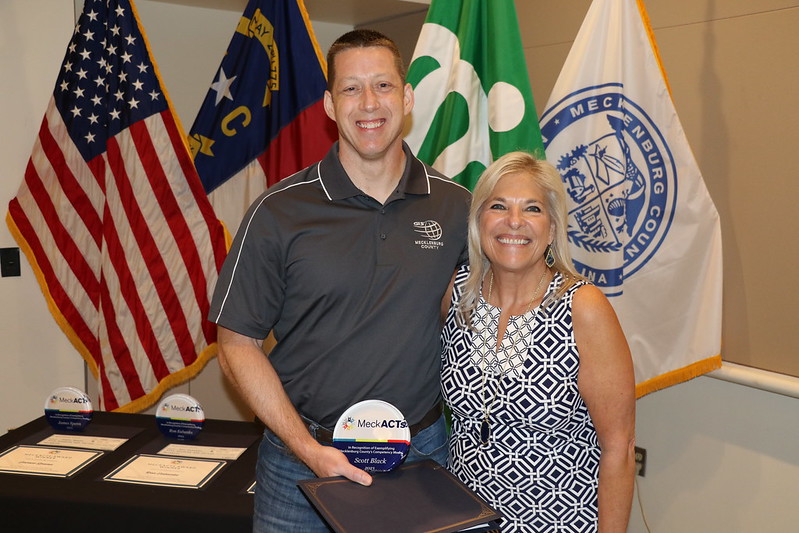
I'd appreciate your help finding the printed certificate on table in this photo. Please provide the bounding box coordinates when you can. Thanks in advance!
[38,433,128,451]
[157,443,246,461]
[104,454,226,489]
[0,445,103,478]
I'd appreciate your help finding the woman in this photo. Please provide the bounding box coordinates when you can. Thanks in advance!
[441,152,636,532]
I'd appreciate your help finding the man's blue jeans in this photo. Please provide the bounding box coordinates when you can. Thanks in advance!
[253,414,448,532]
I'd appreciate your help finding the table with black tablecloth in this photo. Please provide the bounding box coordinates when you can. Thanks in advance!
[0,411,261,532]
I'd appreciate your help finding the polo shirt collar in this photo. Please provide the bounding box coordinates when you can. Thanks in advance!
[318,141,432,201]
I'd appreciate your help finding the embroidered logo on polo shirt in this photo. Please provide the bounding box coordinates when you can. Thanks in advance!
[413,220,444,249]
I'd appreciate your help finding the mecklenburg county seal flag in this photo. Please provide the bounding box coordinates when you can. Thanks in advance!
[540,0,723,397]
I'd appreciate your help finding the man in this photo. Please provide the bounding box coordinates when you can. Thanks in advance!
[209,30,470,531]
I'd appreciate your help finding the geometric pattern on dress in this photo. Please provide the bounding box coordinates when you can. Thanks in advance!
[442,264,600,533]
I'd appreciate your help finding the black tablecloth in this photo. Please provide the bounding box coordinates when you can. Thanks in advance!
[0,411,261,532]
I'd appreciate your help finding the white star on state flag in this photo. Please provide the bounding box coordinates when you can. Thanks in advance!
[210,68,236,106]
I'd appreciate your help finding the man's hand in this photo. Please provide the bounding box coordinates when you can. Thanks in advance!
[304,444,373,486]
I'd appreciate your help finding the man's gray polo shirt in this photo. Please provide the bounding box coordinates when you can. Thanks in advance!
[210,142,470,428]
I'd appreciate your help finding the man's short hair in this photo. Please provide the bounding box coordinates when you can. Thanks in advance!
[326,29,406,91]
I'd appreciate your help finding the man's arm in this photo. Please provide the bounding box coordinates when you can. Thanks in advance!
[216,326,372,485]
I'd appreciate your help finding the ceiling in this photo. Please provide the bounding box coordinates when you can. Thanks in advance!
[151,0,430,26]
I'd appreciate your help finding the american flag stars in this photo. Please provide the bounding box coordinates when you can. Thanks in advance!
[53,0,164,161]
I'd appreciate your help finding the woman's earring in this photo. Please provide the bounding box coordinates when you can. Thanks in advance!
[544,244,555,268]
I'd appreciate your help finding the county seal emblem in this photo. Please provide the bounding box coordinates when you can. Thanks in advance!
[540,83,677,295]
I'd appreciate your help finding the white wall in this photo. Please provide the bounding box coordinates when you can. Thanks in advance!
[630,376,799,532]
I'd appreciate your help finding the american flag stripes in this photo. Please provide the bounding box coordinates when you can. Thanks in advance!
[6,0,227,411]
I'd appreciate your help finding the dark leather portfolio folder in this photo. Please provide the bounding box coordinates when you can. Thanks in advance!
[298,459,501,533]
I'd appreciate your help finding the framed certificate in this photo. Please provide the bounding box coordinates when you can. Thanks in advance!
[157,443,246,461]
[104,454,226,489]
[37,433,128,451]
[0,445,103,478]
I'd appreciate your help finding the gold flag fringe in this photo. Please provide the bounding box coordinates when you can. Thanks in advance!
[635,355,722,398]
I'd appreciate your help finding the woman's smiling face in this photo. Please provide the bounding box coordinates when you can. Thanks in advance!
[479,172,554,275]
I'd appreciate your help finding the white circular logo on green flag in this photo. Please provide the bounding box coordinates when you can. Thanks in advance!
[405,1,544,190]
[406,23,526,187]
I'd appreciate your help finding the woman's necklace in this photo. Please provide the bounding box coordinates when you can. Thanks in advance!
[479,268,548,447]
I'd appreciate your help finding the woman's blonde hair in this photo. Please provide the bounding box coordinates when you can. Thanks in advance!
[457,151,583,326]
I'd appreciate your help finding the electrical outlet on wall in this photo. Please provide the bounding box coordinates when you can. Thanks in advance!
[0,248,21,277]
[635,446,647,477]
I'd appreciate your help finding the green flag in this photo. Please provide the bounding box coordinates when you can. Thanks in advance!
[404,0,545,190]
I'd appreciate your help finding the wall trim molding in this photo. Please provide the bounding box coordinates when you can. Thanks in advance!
[707,361,799,399]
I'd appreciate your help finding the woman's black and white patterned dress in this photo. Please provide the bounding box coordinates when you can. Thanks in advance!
[441,264,600,533]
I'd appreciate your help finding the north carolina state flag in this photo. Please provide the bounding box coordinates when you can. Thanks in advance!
[188,0,336,233]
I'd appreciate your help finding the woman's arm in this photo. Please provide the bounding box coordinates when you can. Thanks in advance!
[572,285,636,533]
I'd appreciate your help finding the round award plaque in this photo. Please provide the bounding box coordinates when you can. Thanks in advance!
[332,399,410,473]
[44,386,93,431]
[155,394,205,440]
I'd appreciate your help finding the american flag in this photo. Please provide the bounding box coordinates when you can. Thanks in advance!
[6,0,228,411]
